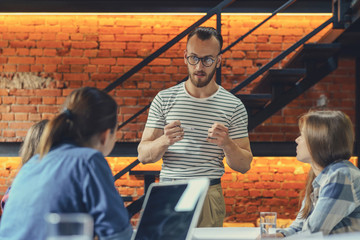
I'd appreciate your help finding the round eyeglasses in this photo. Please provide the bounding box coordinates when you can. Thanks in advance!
[186,55,218,67]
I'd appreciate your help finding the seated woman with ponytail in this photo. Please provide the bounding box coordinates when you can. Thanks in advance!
[0,87,133,240]
[269,110,360,238]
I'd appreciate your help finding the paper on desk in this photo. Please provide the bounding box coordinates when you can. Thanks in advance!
[175,178,208,212]
[285,231,324,239]
[192,227,260,240]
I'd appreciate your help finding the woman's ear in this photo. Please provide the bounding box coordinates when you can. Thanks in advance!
[88,128,115,156]
[99,129,111,145]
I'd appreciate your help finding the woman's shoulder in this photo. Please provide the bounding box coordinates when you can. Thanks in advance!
[53,142,92,152]
[328,160,358,173]
[323,160,360,183]
[49,143,104,163]
[47,144,108,177]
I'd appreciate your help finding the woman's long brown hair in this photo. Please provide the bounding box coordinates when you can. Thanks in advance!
[298,110,354,218]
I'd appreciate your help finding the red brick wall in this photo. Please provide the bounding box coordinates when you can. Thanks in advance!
[1,156,358,226]
[0,14,357,225]
[0,14,356,142]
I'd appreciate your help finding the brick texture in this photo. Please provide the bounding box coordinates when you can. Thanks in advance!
[0,14,355,143]
[0,156,357,226]
[0,14,358,225]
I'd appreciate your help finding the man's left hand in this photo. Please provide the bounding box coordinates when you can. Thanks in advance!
[207,122,230,148]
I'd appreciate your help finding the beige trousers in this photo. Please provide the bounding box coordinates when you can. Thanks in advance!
[197,183,226,227]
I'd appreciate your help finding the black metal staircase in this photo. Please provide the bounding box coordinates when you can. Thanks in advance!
[231,0,360,131]
[242,42,341,130]
[102,0,360,217]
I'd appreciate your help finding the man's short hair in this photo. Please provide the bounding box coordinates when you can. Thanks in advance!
[187,27,223,51]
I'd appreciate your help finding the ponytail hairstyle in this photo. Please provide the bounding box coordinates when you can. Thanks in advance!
[38,87,118,158]
[19,119,49,165]
[298,110,354,218]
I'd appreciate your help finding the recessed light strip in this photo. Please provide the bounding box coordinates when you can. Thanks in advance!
[0,12,332,16]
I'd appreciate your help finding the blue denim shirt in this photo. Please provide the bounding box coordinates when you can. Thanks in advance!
[0,143,133,240]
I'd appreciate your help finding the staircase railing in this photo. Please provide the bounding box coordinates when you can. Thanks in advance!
[111,0,235,180]
[110,0,298,181]
[229,17,333,95]
[104,0,235,94]
[106,0,359,217]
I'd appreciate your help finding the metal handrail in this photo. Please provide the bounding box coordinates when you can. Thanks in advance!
[221,0,296,54]
[111,0,235,180]
[116,0,297,132]
[112,0,302,181]
[230,16,334,94]
[104,0,234,93]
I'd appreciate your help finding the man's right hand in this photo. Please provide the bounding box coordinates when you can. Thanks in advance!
[163,120,184,146]
[137,120,184,164]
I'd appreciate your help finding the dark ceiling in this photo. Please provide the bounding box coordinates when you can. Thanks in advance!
[0,0,332,13]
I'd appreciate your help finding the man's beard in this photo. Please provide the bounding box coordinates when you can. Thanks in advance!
[189,67,217,88]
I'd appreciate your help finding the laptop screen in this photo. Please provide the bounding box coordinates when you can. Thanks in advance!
[132,178,209,240]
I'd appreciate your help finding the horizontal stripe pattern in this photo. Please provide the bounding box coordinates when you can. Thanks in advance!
[146,82,248,179]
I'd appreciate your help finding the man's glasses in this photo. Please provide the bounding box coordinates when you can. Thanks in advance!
[186,55,218,67]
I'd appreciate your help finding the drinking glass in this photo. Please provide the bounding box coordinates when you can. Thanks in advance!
[260,212,277,237]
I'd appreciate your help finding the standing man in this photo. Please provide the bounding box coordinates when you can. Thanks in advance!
[137,26,253,227]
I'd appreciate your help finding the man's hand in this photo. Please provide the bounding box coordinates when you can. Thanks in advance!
[207,122,230,148]
[207,122,252,173]
[137,120,184,164]
[163,120,184,146]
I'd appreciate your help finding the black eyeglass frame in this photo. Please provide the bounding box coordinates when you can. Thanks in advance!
[185,54,220,67]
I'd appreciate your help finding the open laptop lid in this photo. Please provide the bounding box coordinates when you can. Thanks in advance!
[131,178,210,240]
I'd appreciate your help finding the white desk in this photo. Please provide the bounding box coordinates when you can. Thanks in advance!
[192,229,360,240]
[192,227,260,240]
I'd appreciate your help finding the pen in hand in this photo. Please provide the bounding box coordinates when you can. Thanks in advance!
[165,122,197,131]
[181,126,196,131]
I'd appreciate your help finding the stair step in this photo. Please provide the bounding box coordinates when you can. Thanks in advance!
[121,196,133,202]
[252,68,306,94]
[236,93,272,109]
[129,170,160,176]
[286,43,341,68]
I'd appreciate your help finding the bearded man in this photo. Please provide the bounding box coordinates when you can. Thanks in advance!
[138,26,253,227]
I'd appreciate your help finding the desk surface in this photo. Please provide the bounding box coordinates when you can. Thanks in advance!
[192,227,260,240]
[191,229,360,240]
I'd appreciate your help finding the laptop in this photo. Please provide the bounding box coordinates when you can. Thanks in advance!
[131,178,210,240]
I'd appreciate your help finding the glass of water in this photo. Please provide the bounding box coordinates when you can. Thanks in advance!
[46,213,94,240]
[260,212,277,237]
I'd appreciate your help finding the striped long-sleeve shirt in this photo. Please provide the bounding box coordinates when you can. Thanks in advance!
[279,160,360,237]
